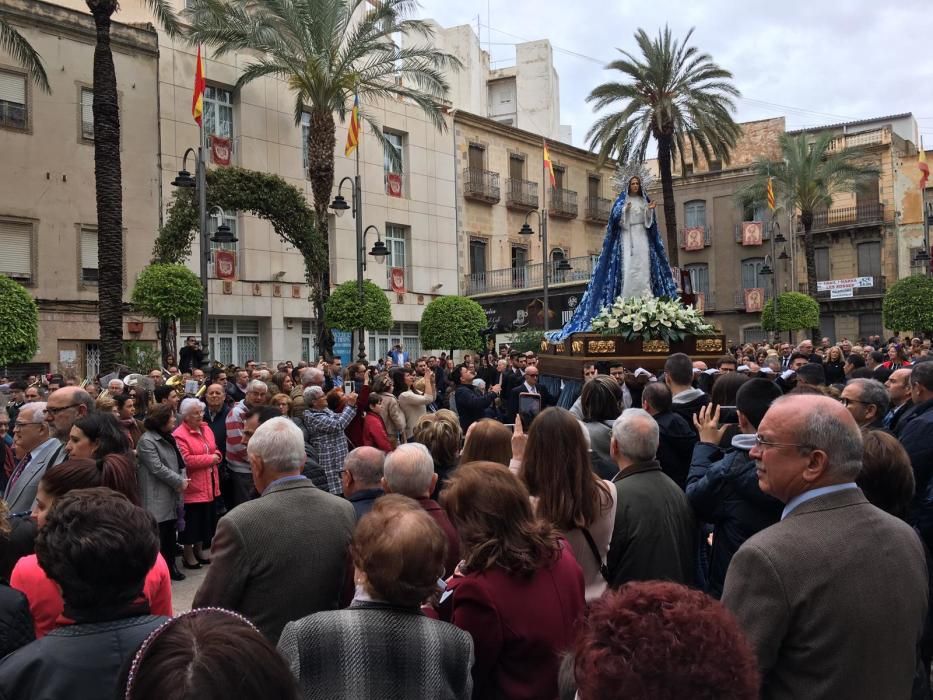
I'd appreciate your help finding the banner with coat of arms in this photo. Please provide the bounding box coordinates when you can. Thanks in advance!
[683,227,705,251]
[744,288,764,313]
[210,135,232,166]
[214,249,236,280]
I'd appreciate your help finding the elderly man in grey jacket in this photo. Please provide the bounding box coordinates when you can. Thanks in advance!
[193,417,355,642]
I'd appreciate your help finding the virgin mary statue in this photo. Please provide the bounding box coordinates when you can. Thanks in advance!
[550,164,678,341]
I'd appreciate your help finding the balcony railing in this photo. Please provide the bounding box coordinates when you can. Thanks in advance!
[585,196,612,224]
[465,254,599,296]
[463,168,500,204]
[826,128,891,153]
[798,275,886,299]
[549,188,578,218]
[505,179,539,210]
[733,288,773,309]
[798,203,885,232]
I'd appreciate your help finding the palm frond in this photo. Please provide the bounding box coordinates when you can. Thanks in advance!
[142,0,181,37]
[0,17,50,93]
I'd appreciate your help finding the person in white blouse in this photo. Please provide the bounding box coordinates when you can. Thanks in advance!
[399,372,436,440]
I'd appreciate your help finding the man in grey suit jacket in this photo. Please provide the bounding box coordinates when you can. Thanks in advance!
[3,403,63,513]
[722,394,928,700]
[193,416,356,643]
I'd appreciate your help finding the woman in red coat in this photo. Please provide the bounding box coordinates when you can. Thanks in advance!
[437,461,585,700]
[362,394,395,452]
[172,398,222,570]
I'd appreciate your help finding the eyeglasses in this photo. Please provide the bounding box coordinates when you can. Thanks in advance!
[754,434,812,451]
[839,397,868,407]
[44,403,81,416]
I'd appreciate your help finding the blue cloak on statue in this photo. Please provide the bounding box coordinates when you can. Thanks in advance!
[549,189,678,341]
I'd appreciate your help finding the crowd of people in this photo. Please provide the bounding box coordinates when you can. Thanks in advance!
[0,330,930,698]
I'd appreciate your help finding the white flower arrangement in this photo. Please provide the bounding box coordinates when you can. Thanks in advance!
[590,294,717,343]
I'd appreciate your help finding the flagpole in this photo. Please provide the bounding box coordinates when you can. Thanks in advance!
[197,48,210,363]
[541,141,549,333]
[354,92,366,362]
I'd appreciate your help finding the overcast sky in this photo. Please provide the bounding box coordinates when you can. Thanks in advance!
[416,0,933,150]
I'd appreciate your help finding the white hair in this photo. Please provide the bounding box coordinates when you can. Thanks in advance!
[247,417,306,473]
[20,401,47,424]
[384,443,435,497]
[303,385,325,405]
[300,367,325,387]
[611,408,659,463]
[247,379,268,393]
[179,398,203,418]
[344,446,385,487]
[108,378,125,391]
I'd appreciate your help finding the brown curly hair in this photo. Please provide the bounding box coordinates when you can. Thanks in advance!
[574,582,759,700]
[441,461,560,577]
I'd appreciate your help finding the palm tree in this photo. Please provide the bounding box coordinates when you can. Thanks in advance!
[0,16,50,93]
[85,0,179,372]
[742,131,879,317]
[586,26,741,266]
[185,0,460,357]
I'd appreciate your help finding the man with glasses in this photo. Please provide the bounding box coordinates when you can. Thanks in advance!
[44,386,94,446]
[4,402,61,513]
[722,394,927,700]
[505,364,553,423]
[839,378,889,433]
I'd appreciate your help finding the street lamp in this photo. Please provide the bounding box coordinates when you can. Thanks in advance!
[172,146,212,363]
[518,213,573,333]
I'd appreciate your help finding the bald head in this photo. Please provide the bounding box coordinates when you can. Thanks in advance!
[300,367,324,388]
[44,386,94,440]
[751,394,862,503]
[344,446,385,489]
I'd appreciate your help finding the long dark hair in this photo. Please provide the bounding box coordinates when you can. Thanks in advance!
[73,413,132,459]
[520,407,613,530]
[442,461,560,577]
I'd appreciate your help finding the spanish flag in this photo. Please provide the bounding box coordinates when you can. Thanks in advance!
[192,46,205,127]
[920,140,929,190]
[543,140,556,188]
[345,93,360,157]
[766,176,775,212]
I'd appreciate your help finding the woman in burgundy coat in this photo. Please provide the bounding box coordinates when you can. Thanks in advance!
[438,461,585,700]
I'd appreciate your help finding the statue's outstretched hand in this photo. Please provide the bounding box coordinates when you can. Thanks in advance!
[648,202,656,210]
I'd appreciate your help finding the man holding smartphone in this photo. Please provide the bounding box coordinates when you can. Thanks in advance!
[506,366,554,423]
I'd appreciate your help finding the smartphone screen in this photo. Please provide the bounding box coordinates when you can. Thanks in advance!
[518,392,542,416]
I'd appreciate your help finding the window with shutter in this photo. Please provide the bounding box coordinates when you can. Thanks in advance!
[0,70,27,130]
[384,224,408,286]
[684,200,706,229]
[741,258,765,289]
[80,87,94,140]
[857,242,881,279]
[81,228,99,283]
[0,220,33,282]
[684,263,710,298]
[815,248,831,281]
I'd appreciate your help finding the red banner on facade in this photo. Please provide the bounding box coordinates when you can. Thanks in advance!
[210,135,232,166]
[683,227,705,251]
[214,249,236,280]
[390,267,405,294]
[742,221,763,246]
[386,172,402,198]
[744,288,764,313]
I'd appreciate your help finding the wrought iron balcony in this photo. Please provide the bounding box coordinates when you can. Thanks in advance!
[464,254,599,296]
[505,179,539,211]
[797,203,885,233]
[678,226,712,249]
[733,222,772,243]
[548,188,578,219]
[798,275,886,299]
[585,196,612,224]
[463,168,500,204]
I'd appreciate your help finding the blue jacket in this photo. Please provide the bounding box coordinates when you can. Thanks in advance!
[686,439,783,598]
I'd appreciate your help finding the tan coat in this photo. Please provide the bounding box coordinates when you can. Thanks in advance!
[722,488,928,700]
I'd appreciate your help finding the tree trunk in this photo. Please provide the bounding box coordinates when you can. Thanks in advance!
[656,134,679,268]
[307,108,337,359]
[89,2,123,373]
[801,211,819,341]
[157,318,177,368]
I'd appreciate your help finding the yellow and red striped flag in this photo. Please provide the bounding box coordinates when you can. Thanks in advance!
[192,46,205,126]
[766,176,775,211]
[920,140,929,190]
[345,93,360,156]
[543,141,556,187]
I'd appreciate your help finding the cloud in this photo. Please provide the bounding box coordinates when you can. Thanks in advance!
[416,0,933,148]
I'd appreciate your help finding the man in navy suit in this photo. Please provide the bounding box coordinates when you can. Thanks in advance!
[506,365,554,423]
